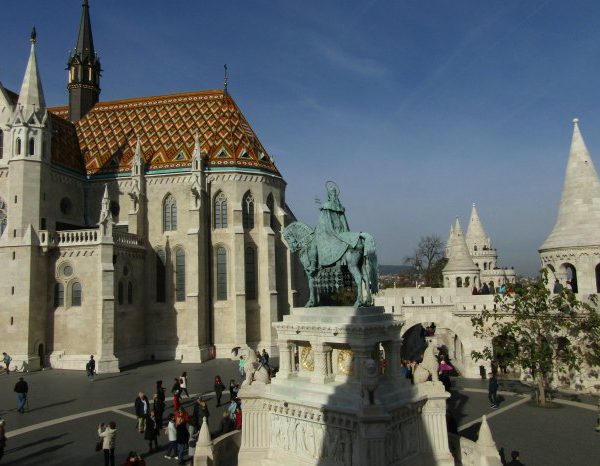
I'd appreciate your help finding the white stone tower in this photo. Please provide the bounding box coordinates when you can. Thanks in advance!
[0,29,52,369]
[539,118,600,295]
[443,218,480,288]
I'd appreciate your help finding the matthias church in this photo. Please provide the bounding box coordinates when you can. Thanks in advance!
[0,1,305,371]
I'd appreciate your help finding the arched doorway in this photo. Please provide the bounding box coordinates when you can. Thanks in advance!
[560,263,578,293]
[595,264,600,293]
[37,343,45,369]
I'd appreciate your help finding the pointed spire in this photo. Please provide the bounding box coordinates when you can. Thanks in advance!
[224,64,228,95]
[476,415,497,450]
[443,218,479,273]
[541,119,600,250]
[17,27,46,112]
[466,203,490,249]
[76,0,95,61]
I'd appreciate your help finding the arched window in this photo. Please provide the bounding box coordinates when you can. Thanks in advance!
[245,246,257,300]
[0,130,4,159]
[266,193,275,229]
[242,192,255,230]
[175,249,186,302]
[16,138,22,156]
[72,282,82,306]
[216,247,227,300]
[214,192,228,229]
[128,282,133,304]
[156,250,166,303]
[28,138,35,156]
[474,245,478,251]
[163,195,177,231]
[118,281,124,305]
[0,198,6,237]
[456,277,462,288]
[53,283,64,307]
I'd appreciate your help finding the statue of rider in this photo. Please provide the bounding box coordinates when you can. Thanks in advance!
[317,182,350,236]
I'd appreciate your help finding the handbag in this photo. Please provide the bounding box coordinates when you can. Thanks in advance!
[95,439,102,452]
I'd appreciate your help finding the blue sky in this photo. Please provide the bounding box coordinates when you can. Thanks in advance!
[3,1,600,276]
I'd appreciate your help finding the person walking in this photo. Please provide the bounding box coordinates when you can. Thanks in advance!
[234,407,242,430]
[488,373,499,408]
[86,355,96,381]
[214,375,225,407]
[14,377,28,413]
[171,378,181,411]
[180,372,189,398]
[238,356,246,378]
[134,392,149,433]
[2,353,11,374]
[229,379,237,400]
[219,410,231,435]
[175,414,190,465]
[227,398,237,425]
[507,450,525,466]
[144,410,160,453]
[0,419,6,462]
[155,380,166,427]
[193,399,209,433]
[97,421,117,466]
[164,413,178,460]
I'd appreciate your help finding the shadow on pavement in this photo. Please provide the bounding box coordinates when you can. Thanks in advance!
[4,441,74,465]
[26,398,76,413]
[4,433,68,454]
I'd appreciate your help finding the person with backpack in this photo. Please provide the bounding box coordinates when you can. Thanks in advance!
[86,355,96,381]
[2,353,11,374]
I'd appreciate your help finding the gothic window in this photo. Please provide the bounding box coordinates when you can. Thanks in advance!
[474,245,478,251]
[216,247,227,300]
[72,282,82,306]
[163,195,177,231]
[28,138,35,156]
[175,249,186,302]
[156,249,166,303]
[0,198,6,237]
[266,193,275,229]
[456,277,462,288]
[128,282,133,304]
[0,130,3,159]
[245,246,257,300]
[16,138,22,156]
[242,192,255,230]
[214,192,228,229]
[53,283,64,307]
[118,281,124,305]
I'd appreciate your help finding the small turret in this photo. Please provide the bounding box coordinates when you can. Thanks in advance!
[443,218,480,288]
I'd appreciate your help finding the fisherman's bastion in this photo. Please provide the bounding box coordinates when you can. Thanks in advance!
[0,2,599,466]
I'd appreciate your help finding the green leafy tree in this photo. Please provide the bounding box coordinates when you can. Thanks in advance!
[471,270,600,406]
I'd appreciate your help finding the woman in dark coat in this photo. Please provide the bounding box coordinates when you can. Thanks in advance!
[143,410,160,453]
[214,375,225,407]
[192,399,210,432]
[154,381,166,428]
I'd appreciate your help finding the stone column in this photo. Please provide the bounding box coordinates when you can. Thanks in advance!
[232,207,247,347]
[351,344,373,381]
[277,341,293,377]
[311,343,332,383]
[420,397,454,465]
[96,235,119,373]
[384,340,403,378]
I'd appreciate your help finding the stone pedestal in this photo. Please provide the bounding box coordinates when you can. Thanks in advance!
[237,306,454,466]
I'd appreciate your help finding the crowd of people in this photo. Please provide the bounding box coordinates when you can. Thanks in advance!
[95,367,244,466]
[471,281,510,295]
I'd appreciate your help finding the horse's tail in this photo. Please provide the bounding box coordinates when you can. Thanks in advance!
[362,233,379,294]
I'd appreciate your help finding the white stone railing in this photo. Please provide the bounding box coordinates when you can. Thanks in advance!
[57,229,99,244]
[113,231,144,247]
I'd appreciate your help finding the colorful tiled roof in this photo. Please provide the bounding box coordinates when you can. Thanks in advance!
[49,113,85,173]
[49,89,278,176]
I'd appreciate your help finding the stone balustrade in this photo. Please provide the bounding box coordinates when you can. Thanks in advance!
[38,228,144,250]
[113,231,144,248]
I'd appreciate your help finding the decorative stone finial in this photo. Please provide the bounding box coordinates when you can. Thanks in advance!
[30,27,37,44]
[573,118,579,125]
[476,415,496,449]
[198,417,212,446]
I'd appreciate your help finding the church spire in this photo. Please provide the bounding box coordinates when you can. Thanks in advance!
[17,27,46,114]
[68,0,101,122]
[443,218,479,273]
[466,203,490,250]
[541,118,600,250]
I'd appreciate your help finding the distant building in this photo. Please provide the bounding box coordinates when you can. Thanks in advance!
[0,1,305,371]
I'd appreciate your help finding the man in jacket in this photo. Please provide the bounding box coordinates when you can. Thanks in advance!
[14,377,28,413]
[86,355,96,381]
[134,392,149,433]
[2,353,11,374]
[488,373,499,408]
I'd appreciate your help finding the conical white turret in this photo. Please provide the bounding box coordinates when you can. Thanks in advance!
[444,218,479,273]
[17,28,46,116]
[466,203,490,250]
[541,119,600,250]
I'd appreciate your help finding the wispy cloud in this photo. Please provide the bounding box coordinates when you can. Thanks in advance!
[312,38,388,79]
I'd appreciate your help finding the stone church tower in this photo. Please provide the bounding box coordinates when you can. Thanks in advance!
[443,218,480,288]
[539,119,600,295]
[0,2,306,371]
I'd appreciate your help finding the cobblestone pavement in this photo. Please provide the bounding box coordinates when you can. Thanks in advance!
[0,363,598,466]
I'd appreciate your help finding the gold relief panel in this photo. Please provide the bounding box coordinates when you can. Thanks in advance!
[300,346,314,372]
[337,349,354,375]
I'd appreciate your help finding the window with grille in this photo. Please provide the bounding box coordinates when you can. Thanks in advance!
[163,195,177,231]
[216,247,227,300]
[54,283,64,307]
[245,246,256,300]
[175,249,186,302]
[214,192,228,229]
[242,192,255,230]
[72,282,82,306]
